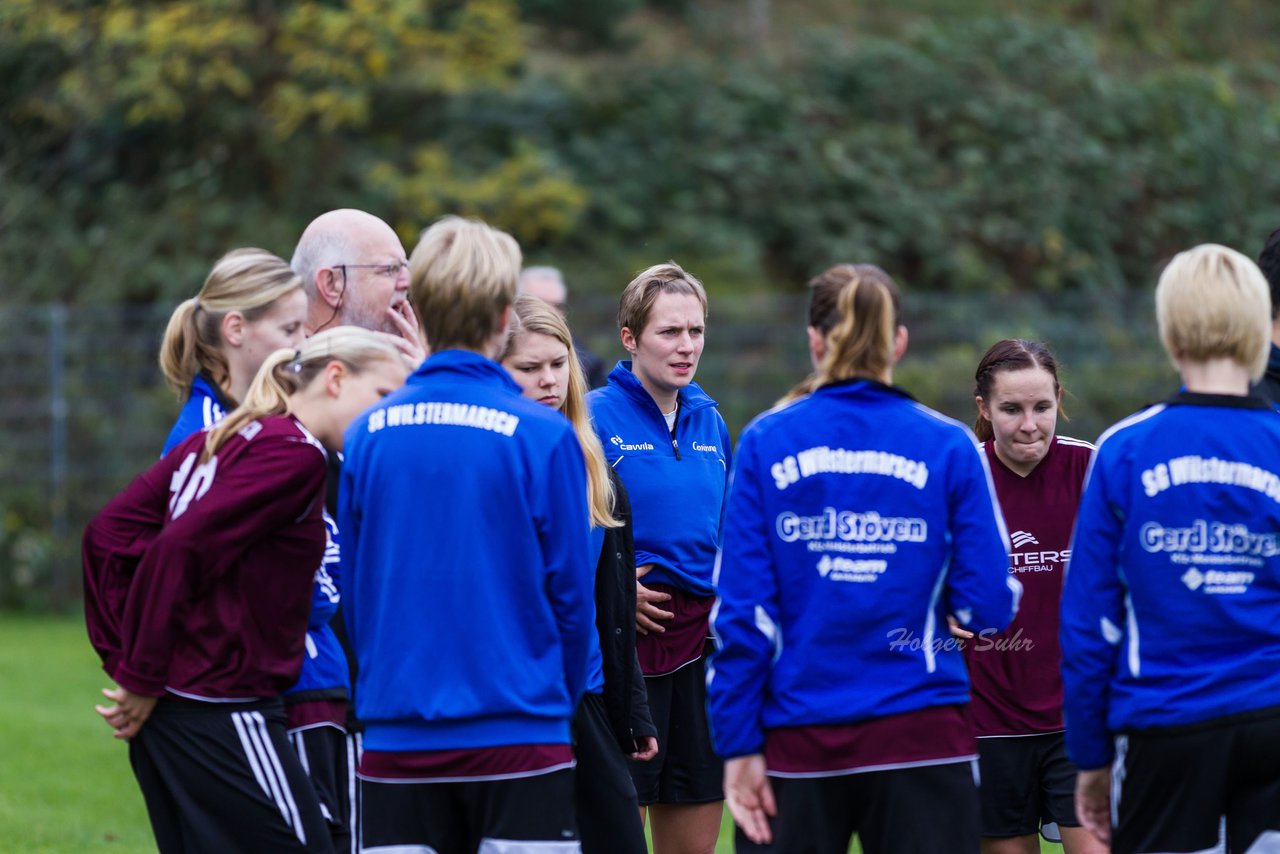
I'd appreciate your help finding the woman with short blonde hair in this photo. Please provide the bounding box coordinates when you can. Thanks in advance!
[1065,243,1280,854]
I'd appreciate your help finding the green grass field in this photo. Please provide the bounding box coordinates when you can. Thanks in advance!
[2,616,1063,853]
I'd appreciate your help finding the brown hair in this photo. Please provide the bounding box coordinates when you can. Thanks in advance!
[408,216,522,353]
[502,295,620,528]
[159,248,302,403]
[972,339,1067,442]
[617,262,709,336]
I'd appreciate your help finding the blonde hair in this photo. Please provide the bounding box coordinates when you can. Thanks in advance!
[159,248,303,402]
[409,216,522,353]
[617,262,709,336]
[203,326,401,460]
[780,265,902,403]
[1156,243,1271,380]
[502,295,621,528]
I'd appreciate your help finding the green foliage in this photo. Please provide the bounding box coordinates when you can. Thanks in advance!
[544,15,1280,292]
[4,0,1280,610]
[0,0,575,303]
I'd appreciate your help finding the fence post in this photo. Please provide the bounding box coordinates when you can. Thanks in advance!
[49,302,68,605]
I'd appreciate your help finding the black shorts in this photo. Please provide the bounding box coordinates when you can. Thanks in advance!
[735,759,981,854]
[287,724,352,853]
[573,693,646,854]
[360,767,579,854]
[977,731,1078,840]
[129,697,333,854]
[627,650,723,806]
[1112,708,1280,854]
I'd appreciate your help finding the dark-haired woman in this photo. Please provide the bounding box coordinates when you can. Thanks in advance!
[84,328,406,854]
[707,266,1021,853]
[965,340,1104,854]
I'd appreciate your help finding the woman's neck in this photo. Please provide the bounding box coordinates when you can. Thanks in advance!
[1178,356,1250,396]
[224,370,249,408]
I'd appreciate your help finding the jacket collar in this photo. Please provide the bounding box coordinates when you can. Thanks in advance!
[194,370,237,411]
[812,377,917,403]
[1166,389,1272,410]
[606,360,718,412]
[1268,343,1280,379]
[409,349,522,395]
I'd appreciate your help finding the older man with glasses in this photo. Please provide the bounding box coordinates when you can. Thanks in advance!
[293,208,425,365]
[288,207,425,854]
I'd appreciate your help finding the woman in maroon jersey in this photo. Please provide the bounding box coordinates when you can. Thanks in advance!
[964,339,1106,854]
[83,327,406,854]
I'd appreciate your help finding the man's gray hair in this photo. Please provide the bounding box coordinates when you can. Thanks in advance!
[291,229,357,300]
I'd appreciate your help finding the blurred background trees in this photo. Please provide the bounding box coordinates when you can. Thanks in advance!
[4,0,1280,606]
[6,0,1280,304]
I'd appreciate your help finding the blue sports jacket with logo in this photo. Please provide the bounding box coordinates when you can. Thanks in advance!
[1062,392,1280,769]
[707,379,1021,760]
[587,361,732,597]
[340,350,595,751]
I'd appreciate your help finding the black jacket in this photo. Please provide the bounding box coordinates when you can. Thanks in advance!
[596,469,657,751]
[1254,343,1280,405]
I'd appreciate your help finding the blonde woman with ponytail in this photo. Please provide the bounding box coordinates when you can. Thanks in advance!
[84,327,406,854]
[159,248,308,455]
[707,272,1023,854]
[501,294,658,854]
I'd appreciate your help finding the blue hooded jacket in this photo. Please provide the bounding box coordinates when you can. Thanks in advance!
[587,362,731,597]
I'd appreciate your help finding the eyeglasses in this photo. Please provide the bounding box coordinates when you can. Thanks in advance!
[335,261,409,280]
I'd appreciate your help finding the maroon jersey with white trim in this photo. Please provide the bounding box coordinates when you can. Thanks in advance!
[965,435,1092,735]
[83,416,327,700]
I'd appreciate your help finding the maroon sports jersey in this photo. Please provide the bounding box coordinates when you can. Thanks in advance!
[83,416,328,700]
[965,435,1092,735]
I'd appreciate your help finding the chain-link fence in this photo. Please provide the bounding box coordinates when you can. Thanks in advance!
[0,292,1171,610]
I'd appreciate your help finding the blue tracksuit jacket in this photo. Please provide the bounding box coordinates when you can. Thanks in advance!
[339,350,596,751]
[1062,392,1280,769]
[587,362,731,596]
[161,374,231,457]
[708,379,1021,759]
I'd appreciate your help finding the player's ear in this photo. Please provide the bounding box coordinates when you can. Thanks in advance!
[316,267,344,309]
[324,360,347,397]
[222,312,245,347]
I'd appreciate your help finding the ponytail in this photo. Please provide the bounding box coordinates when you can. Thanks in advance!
[159,298,230,399]
[778,264,901,405]
[159,248,303,403]
[203,326,400,461]
[817,276,896,387]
